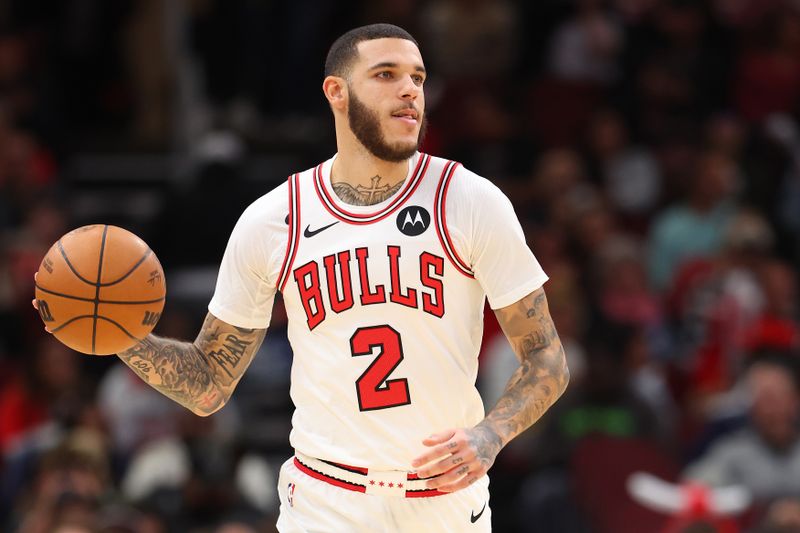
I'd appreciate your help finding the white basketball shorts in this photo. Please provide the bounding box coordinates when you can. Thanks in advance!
[276,454,492,532]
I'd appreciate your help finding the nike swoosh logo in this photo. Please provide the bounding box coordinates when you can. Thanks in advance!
[303,221,339,238]
[470,502,486,523]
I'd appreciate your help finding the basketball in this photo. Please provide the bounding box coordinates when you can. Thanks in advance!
[34,225,166,355]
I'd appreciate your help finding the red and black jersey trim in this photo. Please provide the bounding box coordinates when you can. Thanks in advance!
[277,173,301,291]
[320,459,369,476]
[313,153,431,225]
[405,488,448,497]
[293,455,447,498]
[405,471,447,497]
[293,457,367,493]
[434,161,474,279]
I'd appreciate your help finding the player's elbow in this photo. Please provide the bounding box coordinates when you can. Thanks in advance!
[190,405,217,417]
[560,363,571,394]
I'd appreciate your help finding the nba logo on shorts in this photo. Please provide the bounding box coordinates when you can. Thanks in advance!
[287,482,296,507]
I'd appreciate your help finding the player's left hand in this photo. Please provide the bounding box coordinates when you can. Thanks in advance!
[410,427,502,493]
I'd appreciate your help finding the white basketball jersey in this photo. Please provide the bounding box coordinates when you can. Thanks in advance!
[209,152,547,470]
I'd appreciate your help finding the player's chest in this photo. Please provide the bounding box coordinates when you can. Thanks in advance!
[284,203,449,330]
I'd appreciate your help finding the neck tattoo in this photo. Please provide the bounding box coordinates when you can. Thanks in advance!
[332,175,405,206]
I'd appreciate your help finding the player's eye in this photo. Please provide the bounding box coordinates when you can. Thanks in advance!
[412,75,425,85]
[377,71,393,79]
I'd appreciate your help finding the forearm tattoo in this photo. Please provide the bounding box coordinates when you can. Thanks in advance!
[118,313,266,415]
[479,288,570,449]
[332,175,405,206]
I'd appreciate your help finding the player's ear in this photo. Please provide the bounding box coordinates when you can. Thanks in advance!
[323,76,347,111]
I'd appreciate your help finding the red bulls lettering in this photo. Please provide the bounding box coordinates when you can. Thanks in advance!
[323,250,354,313]
[388,245,418,308]
[356,247,386,305]
[292,247,446,330]
[420,252,445,317]
[293,261,326,330]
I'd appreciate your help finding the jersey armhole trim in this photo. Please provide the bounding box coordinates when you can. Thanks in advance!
[277,173,301,291]
[434,161,474,279]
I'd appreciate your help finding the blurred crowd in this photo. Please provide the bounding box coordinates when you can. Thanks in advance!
[0,0,799,532]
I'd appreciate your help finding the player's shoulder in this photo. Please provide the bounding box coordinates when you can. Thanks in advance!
[424,153,509,205]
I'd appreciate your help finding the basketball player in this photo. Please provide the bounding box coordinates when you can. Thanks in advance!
[42,24,569,531]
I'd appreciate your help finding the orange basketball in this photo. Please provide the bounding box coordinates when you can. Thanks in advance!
[34,225,166,355]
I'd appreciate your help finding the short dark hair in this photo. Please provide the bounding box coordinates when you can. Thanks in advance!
[324,23,419,78]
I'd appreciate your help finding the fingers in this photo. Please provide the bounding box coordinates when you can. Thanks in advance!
[425,458,486,492]
[31,299,51,332]
[435,471,482,493]
[32,274,51,333]
[412,429,457,469]
[421,429,455,446]
[411,442,458,470]
[415,446,476,478]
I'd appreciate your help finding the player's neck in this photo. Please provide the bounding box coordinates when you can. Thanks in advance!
[330,146,411,207]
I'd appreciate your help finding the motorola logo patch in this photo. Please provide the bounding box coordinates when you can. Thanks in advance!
[396,206,430,236]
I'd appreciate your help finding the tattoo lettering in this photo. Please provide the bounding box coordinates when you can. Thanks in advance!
[118,313,266,416]
[196,315,265,388]
[206,334,251,378]
[129,357,152,374]
[332,176,405,206]
[224,334,249,357]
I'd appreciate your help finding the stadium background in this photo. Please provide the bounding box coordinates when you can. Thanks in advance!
[0,0,799,531]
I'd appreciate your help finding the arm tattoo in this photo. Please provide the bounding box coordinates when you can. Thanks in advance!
[477,288,570,450]
[332,175,405,206]
[118,313,266,416]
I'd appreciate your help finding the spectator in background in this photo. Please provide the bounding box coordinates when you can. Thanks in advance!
[757,497,800,533]
[596,237,662,329]
[523,149,588,227]
[547,0,623,85]
[734,8,800,125]
[10,443,110,533]
[743,259,799,354]
[683,358,800,504]
[0,337,84,455]
[420,0,518,83]
[647,149,739,291]
[564,186,626,269]
[624,0,734,142]
[419,0,521,175]
[668,210,775,403]
[583,108,662,231]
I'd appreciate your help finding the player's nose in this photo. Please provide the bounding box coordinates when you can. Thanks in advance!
[399,75,422,100]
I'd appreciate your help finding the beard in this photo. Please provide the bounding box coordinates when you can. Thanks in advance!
[348,90,427,163]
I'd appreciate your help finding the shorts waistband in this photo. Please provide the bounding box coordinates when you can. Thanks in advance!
[293,452,446,498]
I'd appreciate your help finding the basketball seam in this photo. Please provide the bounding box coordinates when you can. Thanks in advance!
[92,225,110,354]
[101,248,154,286]
[51,314,140,341]
[55,241,154,287]
[35,284,165,304]
[57,240,98,286]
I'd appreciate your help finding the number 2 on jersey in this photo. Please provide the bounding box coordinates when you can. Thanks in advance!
[351,325,411,411]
